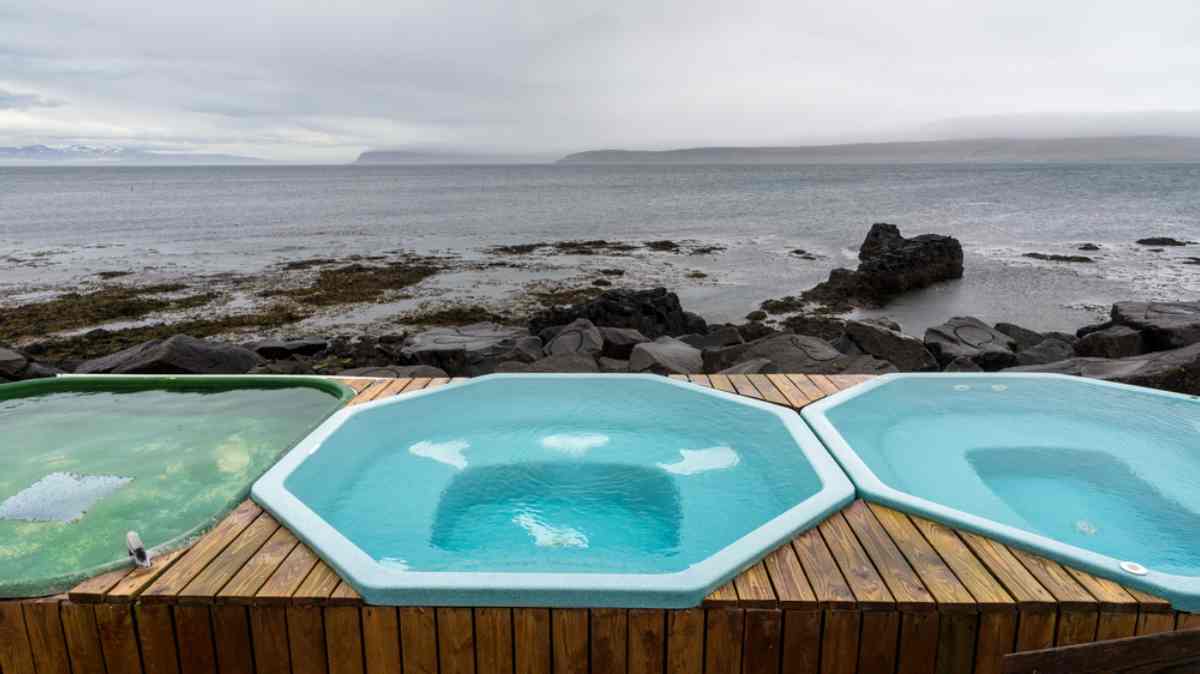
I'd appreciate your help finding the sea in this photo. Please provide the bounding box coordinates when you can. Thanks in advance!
[2,162,1199,334]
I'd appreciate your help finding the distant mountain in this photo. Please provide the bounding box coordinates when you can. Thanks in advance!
[558,136,1200,164]
[355,149,544,165]
[0,145,265,165]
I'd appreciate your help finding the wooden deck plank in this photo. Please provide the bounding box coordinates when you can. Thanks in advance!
[551,609,588,674]
[178,512,280,603]
[868,503,977,611]
[744,373,794,407]
[249,606,291,674]
[104,547,190,602]
[784,374,827,402]
[779,609,822,674]
[806,374,842,396]
[211,605,255,674]
[842,500,935,611]
[174,605,218,674]
[818,511,895,609]
[686,373,712,387]
[326,605,367,674]
[791,527,856,609]
[726,373,764,399]
[217,523,298,602]
[742,608,783,674]
[704,580,740,607]
[666,609,704,674]
[255,540,321,604]
[820,610,861,674]
[909,515,1014,609]
[763,373,812,407]
[141,499,263,603]
[68,566,134,603]
[825,374,873,389]
[134,604,179,674]
[956,532,1055,607]
[0,601,38,674]
[330,580,363,605]
[399,607,438,674]
[474,608,514,674]
[706,373,738,394]
[285,605,326,674]
[513,607,551,674]
[1007,549,1096,611]
[703,608,744,674]
[856,611,900,673]
[93,603,142,674]
[60,602,106,674]
[362,606,402,674]
[24,598,72,674]
[897,610,939,674]
[590,608,628,674]
[292,560,342,605]
[627,609,666,674]
[761,540,818,609]
[436,607,475,674]
[733,561,778,607]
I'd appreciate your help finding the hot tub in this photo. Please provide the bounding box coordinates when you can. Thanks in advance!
[0,375,353,597]
[252,374,853,607]
[803,373,1200,611]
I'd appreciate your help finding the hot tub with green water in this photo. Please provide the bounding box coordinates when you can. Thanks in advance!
[0,375,353,597]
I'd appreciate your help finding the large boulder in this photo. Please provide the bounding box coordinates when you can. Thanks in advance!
[679,325,744,350]
[842,319,938,372]
[598,326,649,359]
[718,358,773,374]
[702,333,896,375]
[1008,343,1200,395]
[0,346,61,381]
[76,335,261,375]
[545,319,604,356]
[1074,325,1145,358]
[803,224,964,308]
[994,322,1045,351]
[401,323,535,376]
[250,337,328,360]
[1110,301,1200,351]
[924,317,1018,370]
[528,288,707,339]
[1014,338,1075,366]
[630,337,703,375]
[495,353,599,373]
[338,365,448,378]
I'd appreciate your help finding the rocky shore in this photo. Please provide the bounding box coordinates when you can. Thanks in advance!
[3,225,1199,396]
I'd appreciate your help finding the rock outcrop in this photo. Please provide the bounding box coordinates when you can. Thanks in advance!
[401,323,538,376]
[842,319,938,372]
[924,317,1018,370]
[545,319,604,356]
[77,335,261,375]
[529,288,707,339]
[338,365,448,378]
[1008,343,1200,395]
[0,346,60,381]
[629,337,703,375]
[496,353,599,373]
[702,333,896,375]
[1074,325,1144,358]
[1109,301,1200,351]
[597,327,649,359]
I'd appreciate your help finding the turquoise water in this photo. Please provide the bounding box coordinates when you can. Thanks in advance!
[823,377,1200,575]
[285,377,823,574]
[0,380,346,596]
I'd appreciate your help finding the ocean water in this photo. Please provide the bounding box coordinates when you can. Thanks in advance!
[2,163,1199,332]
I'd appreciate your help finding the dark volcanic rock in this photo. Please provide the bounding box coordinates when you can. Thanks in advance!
[994,322,1045,351]
[338,365,448,378]
[1076,321,1114,338]
[401,323,535,376]
[597,357,629,372]
[779,314,847,341]
[1074,325,1145,358]
[679,325,744,350]
[545,319,604,356]
[1136,237,1194,246]
[77,335,261,374]
[943,356,984,372]
[702,333,897,375]
[1077,243,1101,251]
[598,326,649,359]
[528,288,706,339]
[719,358,774,374]
[250,360,315,375]
[629,337,703,375]
[1110,301,1200,351]
[495,353,599,373]
[803,223,964,308]
[924,317,1018,370]
[842,319,938,372]
[1014,338,1074,366]
[0,345,61,381]
[251,337,329,360]
[745,310,767,322]
[1008,343,1200,395]
[1023,252,1094,263]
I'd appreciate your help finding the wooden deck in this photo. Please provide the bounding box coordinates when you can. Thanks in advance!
[1,373,1197,674]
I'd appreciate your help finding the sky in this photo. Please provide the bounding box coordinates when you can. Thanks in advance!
[2,0,1199,162]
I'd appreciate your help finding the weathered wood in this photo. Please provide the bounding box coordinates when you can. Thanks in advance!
[142,500,263,603]
[896,610,939,674]
[727,373,764,399]
[24,598,71,674]
[934,611,978,674]
[762,541,818,609]
[705,580,740,607]
[93,603,143,674]
[218,525,299,602]
[399,607,439,674]
[792,528,856,610]
[909,515,1014,609]
[1000,626,1200,673]
[1135,611,1177,636]
[362,606,402,674]
[786,375,829,401]
[551,609,588,674]
[256,541,321,604]
[326,605,366,674]
[975,610,1019,674]
[780,609,822,674]
[60,601,106,674]
[474,607,514,674]
[742,608,783,674]
[666,609,704,674]
[590,608,628,674]
[1007,548,1097,646]
[211,605,256,674]
[819,512,895,609]
[250,606,292,674]
[628,609,666,674]
[733,561,778,607]
[1063,568,1138,641]
[704,607,745,674]
[514,608,551,674]
[105,547,190,602]
[286,605,327,674]
[842,501,935,611]
[868,503,976,611]
[765,373,814,407]
[744,373,794,407]
[820,609,861,674]
[68,565,134,603]
[805,374,841,396]
[175,604,219,674]
[330,580,363,606]
[0,601,38,674]
[957,532,1056,651]
[178,513,280,603]
[437,607,476,674]
[293,560,343,605]
[135,603,180,674]
[857,610,899,674]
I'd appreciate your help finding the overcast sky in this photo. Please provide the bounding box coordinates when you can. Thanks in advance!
[2,0,1199,161]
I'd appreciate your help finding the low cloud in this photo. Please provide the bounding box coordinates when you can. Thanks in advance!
[0,88,62,110]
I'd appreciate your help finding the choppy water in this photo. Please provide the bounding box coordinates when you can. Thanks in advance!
[2,163,1199,333]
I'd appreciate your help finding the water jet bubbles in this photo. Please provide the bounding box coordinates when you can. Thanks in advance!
[953,384,971,391]
[1074,519,1098,536]
[991,384,1009,392]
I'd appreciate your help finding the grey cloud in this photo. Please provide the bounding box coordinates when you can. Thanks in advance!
[0,88,62,110]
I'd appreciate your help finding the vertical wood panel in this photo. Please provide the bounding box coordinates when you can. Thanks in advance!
[856,611,898,674]
[251,606,292,674]
[590,608,628,674]
[780,610,821,674]
[0,602,37,674]
[665,609,703,674]
[819,610,859,674]
[896,611,938,674]
[1055,609,1099,646]
[287,605,327,674]
[514,608,551,674]
[24,600,72,674]
[326,606,366,674]
[60,602,106,674]
[176,605,219,674]
[1014,610,1056,652]
[362,606,402,674]
[703,608,744,674]
[933,612,976,674]
[741,609,781,674]
[973,611,1017,674]
[94,603,143,674]
[135,604,179,674]
[475,608,514,674]
[211,605,255,674]
[1136,611,1177,635]
[627,609,665,674]
[551,609,588,674]
[1094,612,1138,641]
[400,607,439,674]
[437,607,475,674]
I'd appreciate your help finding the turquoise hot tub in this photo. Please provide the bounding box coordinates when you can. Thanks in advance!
[803,373,1200,611]
[253,374,854,607]
[0,375,353,597]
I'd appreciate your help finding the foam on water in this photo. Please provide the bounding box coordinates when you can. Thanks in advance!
[540,433,609,456]
[409,439,470,469]
[657,446,740,475]
[0,472,131,523]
